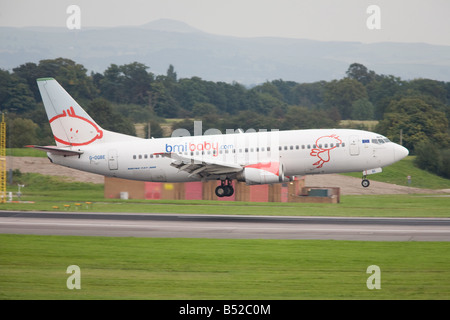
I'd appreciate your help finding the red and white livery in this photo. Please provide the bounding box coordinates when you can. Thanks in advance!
[29,78,409,197]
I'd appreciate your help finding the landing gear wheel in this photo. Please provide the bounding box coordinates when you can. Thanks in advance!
[215,186,226,197]
[224,185,234,197]
[362,179,370,188]
[215,179,234,197]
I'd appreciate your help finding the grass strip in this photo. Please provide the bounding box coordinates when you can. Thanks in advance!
[1,234,449,300]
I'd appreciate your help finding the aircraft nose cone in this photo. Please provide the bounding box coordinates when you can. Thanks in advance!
[395,144,409,161]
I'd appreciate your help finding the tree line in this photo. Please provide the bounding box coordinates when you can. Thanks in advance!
[1,58,449,177]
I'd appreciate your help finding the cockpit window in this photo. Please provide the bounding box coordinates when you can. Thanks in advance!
[373,136,391,144]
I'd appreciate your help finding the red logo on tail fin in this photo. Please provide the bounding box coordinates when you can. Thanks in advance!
[49,106,103,146]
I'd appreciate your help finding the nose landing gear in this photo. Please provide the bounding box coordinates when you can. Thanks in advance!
[361,172,370,187]
[361,178,370,188]
[215,179,234,197]
[361,168,382,188]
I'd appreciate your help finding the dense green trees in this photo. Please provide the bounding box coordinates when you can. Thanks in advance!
[414,141,450,179]
[95,62,153,105]
[8,117,39,147]
[13,58,97,102]
[324,78,368,119]
[376,98,449,151]
[346,63,378,86]
[85,98,136,136]
[1,58,449,179]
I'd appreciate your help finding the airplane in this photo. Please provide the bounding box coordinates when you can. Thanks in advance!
[28,78,409,197]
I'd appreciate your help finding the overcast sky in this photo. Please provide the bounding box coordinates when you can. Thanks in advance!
[1,0,449,46]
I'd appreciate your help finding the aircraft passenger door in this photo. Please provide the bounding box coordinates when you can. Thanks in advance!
[108,149,118,170]
[349,136,360,156]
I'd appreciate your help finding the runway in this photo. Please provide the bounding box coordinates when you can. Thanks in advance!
[1,211,450,241]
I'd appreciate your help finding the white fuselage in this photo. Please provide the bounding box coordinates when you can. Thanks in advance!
[48,129,407,183]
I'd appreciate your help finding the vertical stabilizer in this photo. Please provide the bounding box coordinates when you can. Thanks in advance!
[37,78,104,147]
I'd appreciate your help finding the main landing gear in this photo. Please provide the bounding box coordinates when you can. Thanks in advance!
[215,179,234,197]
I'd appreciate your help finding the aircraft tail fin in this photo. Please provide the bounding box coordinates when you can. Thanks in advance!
[36,78,139,147]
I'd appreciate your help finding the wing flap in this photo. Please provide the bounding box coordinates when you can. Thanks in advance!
[156,152,242,178]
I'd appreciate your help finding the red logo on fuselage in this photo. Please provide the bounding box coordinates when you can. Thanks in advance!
[49,106,103,146]
[310,135,342,168]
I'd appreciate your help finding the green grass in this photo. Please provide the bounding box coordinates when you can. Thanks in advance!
[11,172,103,193]
[5,172,104,204]
[3,192,450,218]
[7,148,46,157]
[39,195,449,218]
[343,156,450,190]
[1,234,449,299]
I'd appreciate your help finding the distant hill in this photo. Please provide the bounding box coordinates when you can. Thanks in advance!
[140,19,203,33]
[1,19,450,84]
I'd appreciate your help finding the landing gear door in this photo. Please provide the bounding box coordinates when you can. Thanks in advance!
[108,149,118,170]
[349,136,360,156]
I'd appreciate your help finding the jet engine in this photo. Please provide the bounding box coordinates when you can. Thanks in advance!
[237,162,289,185]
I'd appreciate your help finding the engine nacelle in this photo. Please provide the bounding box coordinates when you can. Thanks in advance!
[237,162,288,185]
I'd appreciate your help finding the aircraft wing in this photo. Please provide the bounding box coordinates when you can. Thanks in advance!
[156,152,243,178]
[26,145,84,156]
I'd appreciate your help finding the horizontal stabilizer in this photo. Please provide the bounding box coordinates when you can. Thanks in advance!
[26,145,84,156]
